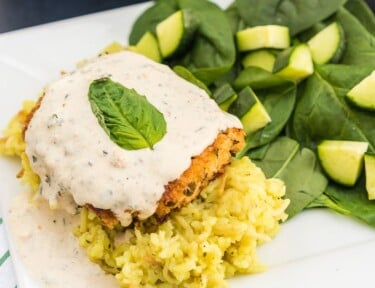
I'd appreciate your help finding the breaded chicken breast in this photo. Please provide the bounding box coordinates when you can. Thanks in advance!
[86,127,244,228]
[23,51,244,228]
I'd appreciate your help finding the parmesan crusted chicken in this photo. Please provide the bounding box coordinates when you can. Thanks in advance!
[88,127,244,228]
[23,51,244,228]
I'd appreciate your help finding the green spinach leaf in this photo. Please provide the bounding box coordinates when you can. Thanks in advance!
[233,67,291,91]
[316,64,374,89]
[250,137,299,177]
[310,176,375,227]
[88,78,167,150]
[249,137,328,219]
[129,0,236,85]
[344,0,375,36]
[225,2,246,34]
[177,0,236,84]
[336,7,375,65]
[235,0,346,36]
[289,69,375,152]
[129,0,177,45]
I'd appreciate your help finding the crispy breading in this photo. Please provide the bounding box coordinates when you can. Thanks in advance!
[89,127,245,228]
[23,94,43,138]
[24,99,245,229]
[86,205,119,229]
[155,127,245,220]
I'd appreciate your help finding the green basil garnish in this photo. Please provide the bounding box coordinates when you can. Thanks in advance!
[88,78,167,150]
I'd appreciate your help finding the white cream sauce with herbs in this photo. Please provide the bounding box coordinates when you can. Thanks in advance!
[25,51,242,226]
[7,193,118,288]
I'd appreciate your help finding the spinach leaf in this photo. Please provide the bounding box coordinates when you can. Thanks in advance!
[235,0,346,36]
[211,60,242,90]
[250,137,299,177]
[88,78,167,150]
[249,137,328,219]
[245,142,270,160]
[225,2,246,34]
[310,176,375,227]
[244,84,297,151]
[316,64,374,89]
[289,69,375,152]
[336,7,375,65]
[130,0,236,85]
[177,0,236,84]
[344,0,375,36]
[233,67,292,91]
[129,0,177,45]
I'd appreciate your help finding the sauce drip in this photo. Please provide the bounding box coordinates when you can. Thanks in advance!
[7,193,118,288]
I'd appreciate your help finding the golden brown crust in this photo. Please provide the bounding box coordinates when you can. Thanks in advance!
[88,127,245,228]
[85,205,119,229]
[155,127,245,220]
[22,95,44,138]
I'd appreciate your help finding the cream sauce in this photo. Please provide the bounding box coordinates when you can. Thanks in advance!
[7,193,119,288]
[25,51,242,226]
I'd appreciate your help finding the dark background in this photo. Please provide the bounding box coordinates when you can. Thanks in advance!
[0,0,148,33]
[0,0,374,33]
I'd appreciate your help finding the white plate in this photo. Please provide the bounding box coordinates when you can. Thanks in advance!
[1,1,375,287]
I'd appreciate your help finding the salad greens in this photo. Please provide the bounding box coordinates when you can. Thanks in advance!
[88,78,167,150]
[336,7,375,65]
[289,69,375,152]
[130,0,235,84]
[345,0,375,35]
[250,137,328,219]
[235,0,346,36]
[310,176,375,228]
[129,0,375,226]
[243,84,296,150]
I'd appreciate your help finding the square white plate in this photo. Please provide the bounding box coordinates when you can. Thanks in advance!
[1,1,375,287]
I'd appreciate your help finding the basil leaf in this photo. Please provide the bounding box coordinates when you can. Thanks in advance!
[88,78,167,150]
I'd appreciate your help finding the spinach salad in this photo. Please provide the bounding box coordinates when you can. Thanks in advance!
[127,0,375,227]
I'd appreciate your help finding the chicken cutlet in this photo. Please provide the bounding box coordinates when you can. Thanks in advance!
[23,51,244,228]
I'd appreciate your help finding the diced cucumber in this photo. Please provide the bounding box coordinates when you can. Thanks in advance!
[212,83,238,111]
[298,21,328,43]
[133,31,161,62]
[317,140,368,186]
[156,9,199,59]
[241,50,276,72]
[346,71,375,111]
[307,22,345,64]
[364,154,375,200]
[236,25,290,52]
[228,87,271,134]
[273,44,313,82]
